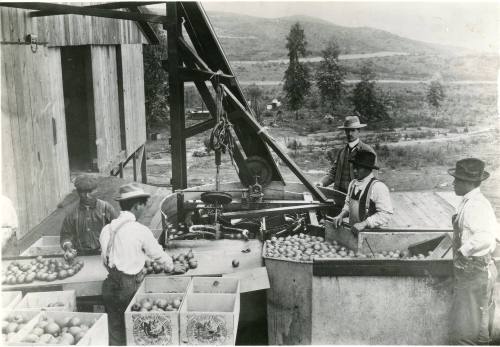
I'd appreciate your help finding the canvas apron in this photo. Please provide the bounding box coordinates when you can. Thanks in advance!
[450,214,497,345]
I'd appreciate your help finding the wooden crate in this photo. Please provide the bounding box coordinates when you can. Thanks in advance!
[124,292,186,345]
[15,290,76,312]
[2,291,23,310]
[179,293,240,345]
[187,277,240,294]
[12,311,108,345]
[136,276,191,294]
[1,310,40,345]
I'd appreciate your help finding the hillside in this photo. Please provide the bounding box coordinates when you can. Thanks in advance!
[207,12,467,60]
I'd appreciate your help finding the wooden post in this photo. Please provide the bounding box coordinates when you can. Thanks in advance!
[166,3,187,191]
[119,162,124,179]
[132,151,137,182]
[141,145,147,184]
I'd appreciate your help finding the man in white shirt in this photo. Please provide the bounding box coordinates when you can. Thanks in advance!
[100,183,174,345]
[448,158,498,345]
[330,150,393,234]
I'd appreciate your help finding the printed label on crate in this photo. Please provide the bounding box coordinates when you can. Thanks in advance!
[132,313,173,345]
[186,314,230,344]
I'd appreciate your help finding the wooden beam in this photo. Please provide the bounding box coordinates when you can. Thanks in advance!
[179,67,235,85]
[0,2,169,23]
[223,204,331,219]
[141,145,148,184]
[166,2,187,190]
[128,6,160,44]
[222,85,329,203]
[183,119,216,138]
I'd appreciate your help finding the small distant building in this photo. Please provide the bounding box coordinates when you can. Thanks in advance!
[266,98,282,110]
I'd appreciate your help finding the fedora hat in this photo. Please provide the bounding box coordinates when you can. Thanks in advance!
[114,183,151,201]
[338,115,367,129]
[349,150,379,170]
[448,158,489,182]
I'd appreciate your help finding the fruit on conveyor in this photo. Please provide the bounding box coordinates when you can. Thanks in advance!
[264,234,431,261]
[2,257,84,285]
[143,249,198,276]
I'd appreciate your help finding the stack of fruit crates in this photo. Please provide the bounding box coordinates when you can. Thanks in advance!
[124,276,191,345]
[179,277,240,345]
[3,310,107,345]
[15,290,76,312]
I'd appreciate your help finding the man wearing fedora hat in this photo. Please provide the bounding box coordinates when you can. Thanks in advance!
[448,158,498,345]
[60,175,117,258]
[99,183,174,345]
[318,115,377,194]
[330,150,393,234]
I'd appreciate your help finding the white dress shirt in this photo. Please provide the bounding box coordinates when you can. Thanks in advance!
[342,173,394,228]
[455,187,499,257]
[100,211,172,275]
[348,138,360,150]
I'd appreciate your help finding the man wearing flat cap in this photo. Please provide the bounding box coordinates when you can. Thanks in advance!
[100,183,174,345]
[318,115,377,194]
[448,158,499,345]
[330,150,393,234]
[60,175,117,257]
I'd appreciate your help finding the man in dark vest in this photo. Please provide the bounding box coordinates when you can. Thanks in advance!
[60,175,117,258]
[318,115,377,194]
[330,150,393,234]
[448,158,498,344]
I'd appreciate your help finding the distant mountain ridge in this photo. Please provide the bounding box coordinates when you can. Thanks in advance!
[207,11,468,61]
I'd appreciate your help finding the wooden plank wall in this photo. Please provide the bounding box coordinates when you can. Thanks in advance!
[120,44,147,155]
[0,7,148,46]
[91,45,123,172]
[1,44,71,238]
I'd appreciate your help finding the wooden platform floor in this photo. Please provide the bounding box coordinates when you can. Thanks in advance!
[13,176,169,256]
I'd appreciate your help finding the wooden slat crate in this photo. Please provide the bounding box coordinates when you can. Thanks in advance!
[136,276,191,295]
[12,311,108,345]
[1,310,40,345]
[187,277,240,294]
[124,292,186,345]
[179,293,240,345]
[15,290,76,312]
[2,291,23,310]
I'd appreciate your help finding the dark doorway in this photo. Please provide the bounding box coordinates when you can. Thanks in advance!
[61,46,97,172]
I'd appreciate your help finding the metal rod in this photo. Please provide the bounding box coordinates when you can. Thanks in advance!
[363,237,376,257]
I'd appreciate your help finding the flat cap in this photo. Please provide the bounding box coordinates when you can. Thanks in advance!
[74,175,97,191]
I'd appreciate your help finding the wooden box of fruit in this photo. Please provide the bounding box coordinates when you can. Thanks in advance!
[136,277,191,295]
[2,291,22,310]
[13,311,108,345]
[179,292,240,345]
[15,290,76,312]
[1,310,39,345]
[124,292,186,345]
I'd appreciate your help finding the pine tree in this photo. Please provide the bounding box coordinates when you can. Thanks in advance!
[283,22,311,120]
[427,79,445,115]
[315,39,345,113]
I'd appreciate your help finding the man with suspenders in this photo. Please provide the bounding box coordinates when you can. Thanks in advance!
[330,150,393,234]
[100,183,174,345]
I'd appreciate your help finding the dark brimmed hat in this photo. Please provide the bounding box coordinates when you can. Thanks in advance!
[338,115,367,129]
[74,175,97,191]
[349,150,379,170]
[115,183,151,201]
[448,158,489,182]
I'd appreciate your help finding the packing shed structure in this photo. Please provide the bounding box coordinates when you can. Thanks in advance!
[1,5,151,239]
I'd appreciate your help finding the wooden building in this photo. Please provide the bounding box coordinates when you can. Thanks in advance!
[1,7,150,239]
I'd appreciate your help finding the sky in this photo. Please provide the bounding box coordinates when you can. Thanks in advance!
[199,1,499,53]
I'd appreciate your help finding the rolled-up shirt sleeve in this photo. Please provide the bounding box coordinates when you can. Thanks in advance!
[365,182,393,228]
[459,200,498,257]
[142,228,172,264]
[341,181,354,215]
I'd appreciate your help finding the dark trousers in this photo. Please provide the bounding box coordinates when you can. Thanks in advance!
[102,269,143,346]
[450,262,497,345]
